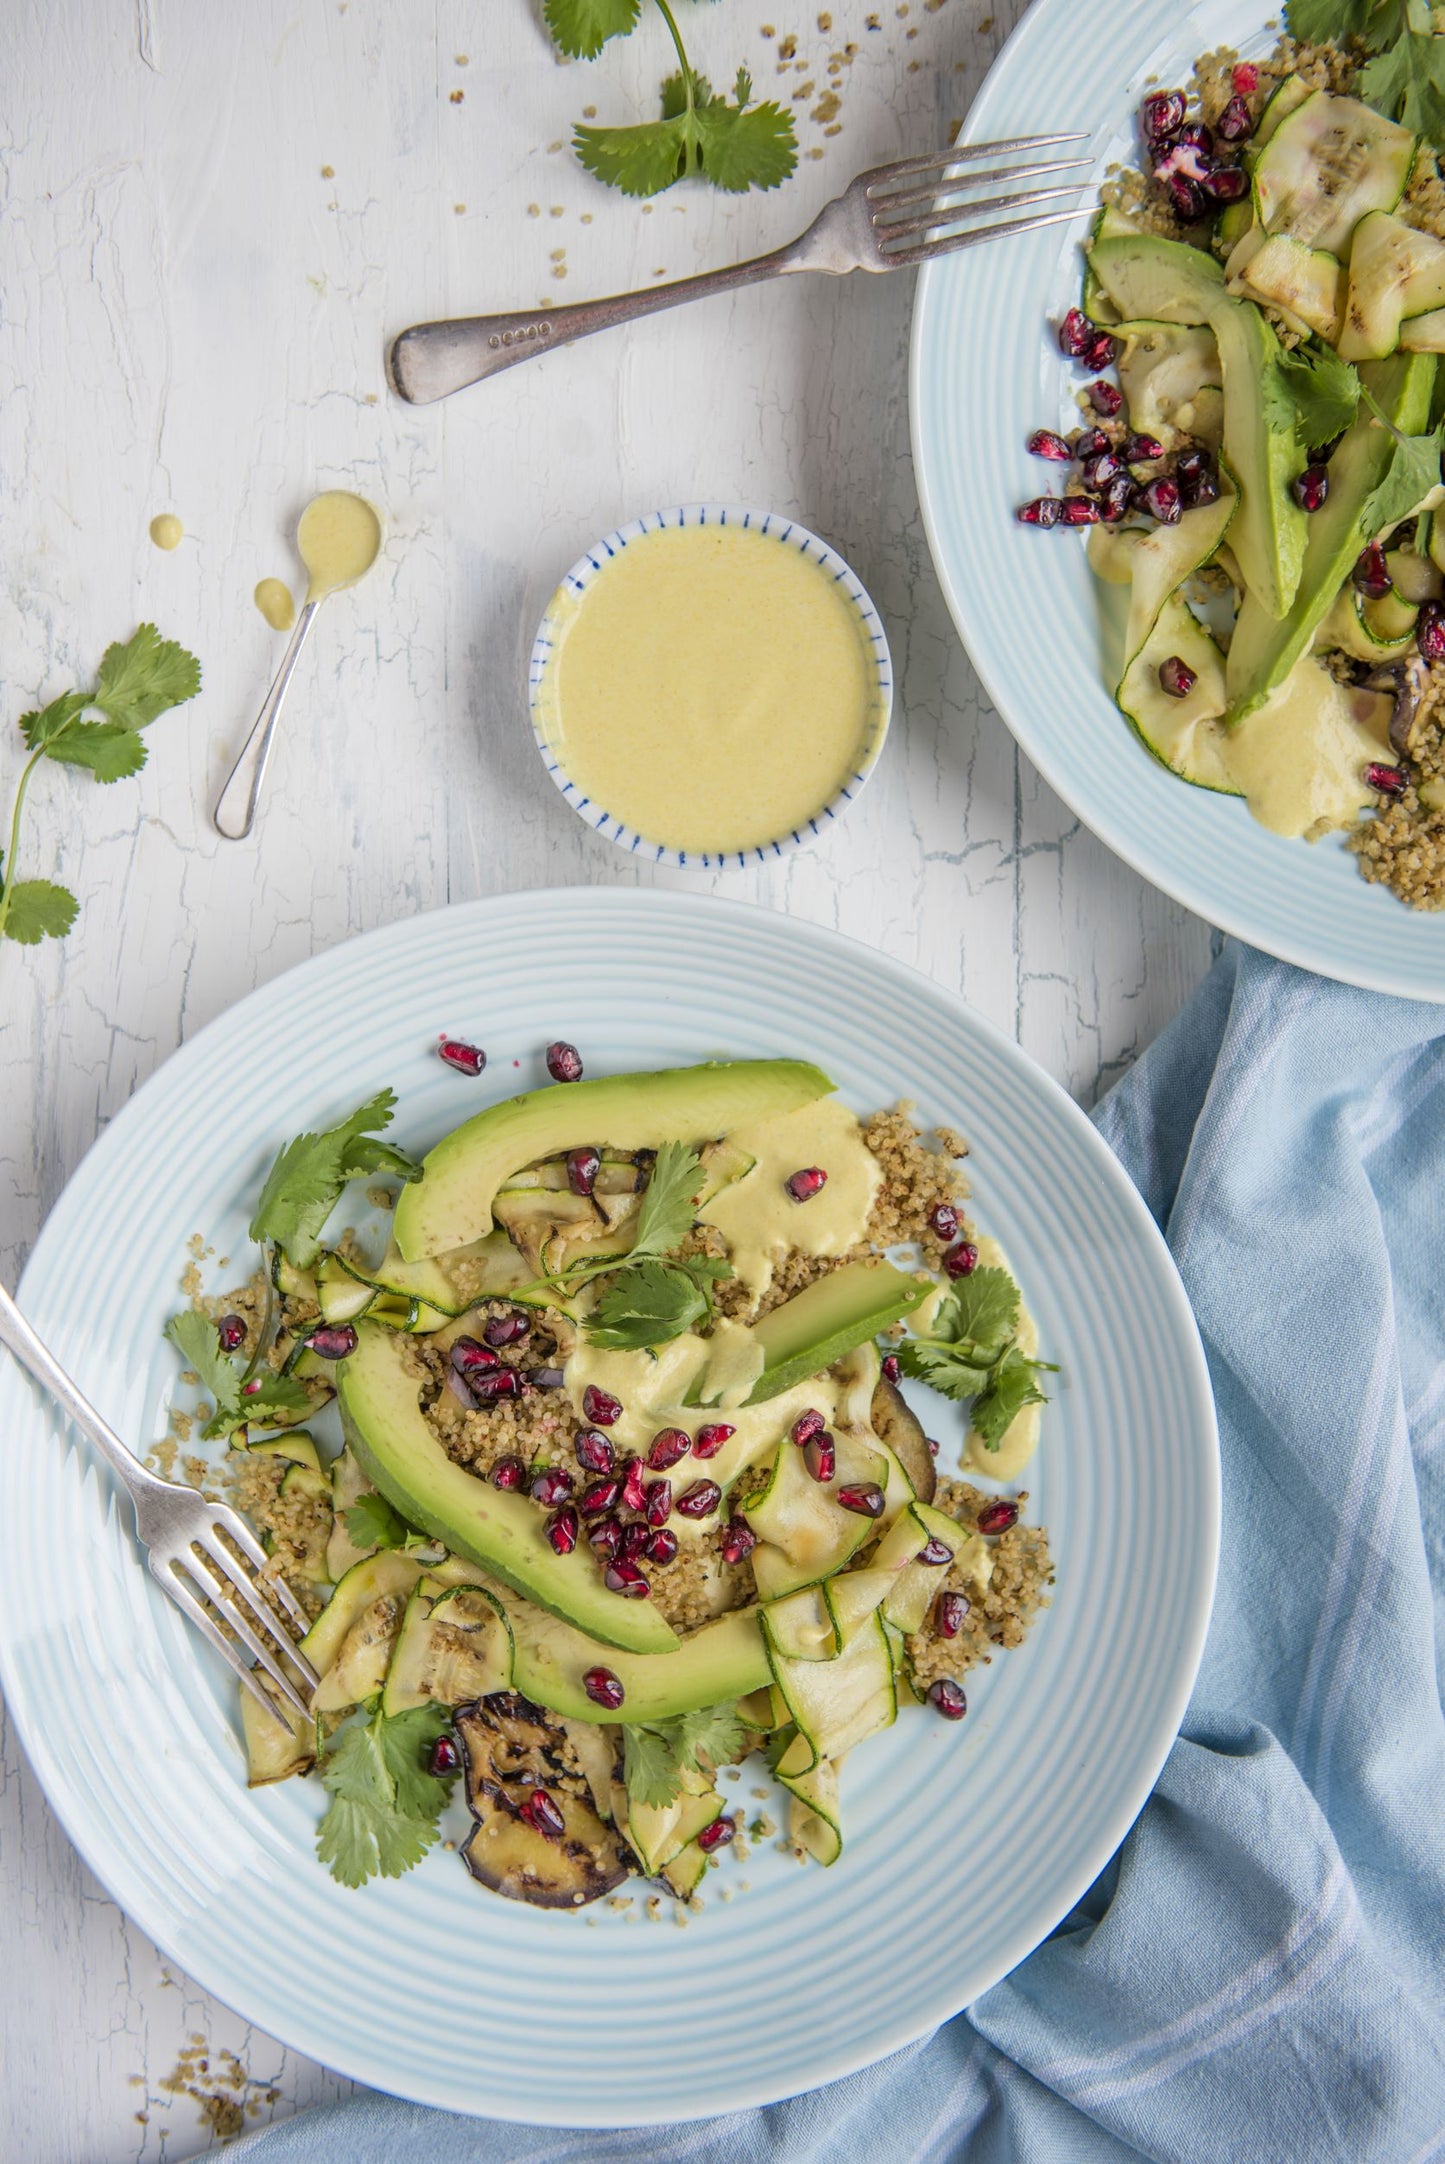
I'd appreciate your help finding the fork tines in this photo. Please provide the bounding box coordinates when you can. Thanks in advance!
[865,132,1095,267]
[153,1513,319,1721]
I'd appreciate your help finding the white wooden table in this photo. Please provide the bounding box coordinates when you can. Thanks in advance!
[0,2,1213,2153]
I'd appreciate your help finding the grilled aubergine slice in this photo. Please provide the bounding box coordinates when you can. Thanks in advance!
[456,1691,629,1909]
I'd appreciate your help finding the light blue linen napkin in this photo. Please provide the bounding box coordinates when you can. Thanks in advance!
[227,941,1445,2163]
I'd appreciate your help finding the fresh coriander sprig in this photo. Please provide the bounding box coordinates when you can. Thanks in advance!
[894,1264,1056,1449]
[250,1088,422,1267]
[560,1141,734,1350]
[315,1703,458,1888]
[345,1491,415,1552]
[0,625,201,947]
[165,1309,313,1441]
[1356,378,1445,534]
[621,1702,746,1810]
[545,0,798,197]
[1285,0,1445,140]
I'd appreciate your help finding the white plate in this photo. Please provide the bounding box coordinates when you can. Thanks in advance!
[0,889,1218,2124]
[912,0,1445,1002]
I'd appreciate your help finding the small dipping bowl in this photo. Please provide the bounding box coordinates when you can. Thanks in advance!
[528,504,893,869]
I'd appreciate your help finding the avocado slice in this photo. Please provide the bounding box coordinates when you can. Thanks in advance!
[336,1323,679,1654]
[1226,350,1437,721]
[394,1059,834,1260]
[471,1581,771,1722]
[744,1259,930,1403]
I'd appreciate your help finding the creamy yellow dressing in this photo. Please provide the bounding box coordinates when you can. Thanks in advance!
[901,1235,1045,1478]
[1220,657,1389,838]
[297,489,383,602]
[148,513,183,551]
[538,523,880,854]
[699,1097,882,1297]
[254,577,296,632]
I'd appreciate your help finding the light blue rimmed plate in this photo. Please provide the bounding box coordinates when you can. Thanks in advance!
[527,504,893,868]
[0,890,1217,2124]
[912,0,1445,1002]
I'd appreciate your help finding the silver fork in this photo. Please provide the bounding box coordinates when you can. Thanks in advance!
[389,133,1094,405]
[0,1281,318,1721]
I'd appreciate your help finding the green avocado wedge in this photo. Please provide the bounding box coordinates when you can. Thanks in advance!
[744,1259,930,1403]
[336,1324,678,1655]
[394,1058,835,1260]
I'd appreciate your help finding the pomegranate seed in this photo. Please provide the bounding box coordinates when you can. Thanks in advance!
[618,1521,651,1563]
[881,1353,902,1385]
[977,1498,1020,1535]
[930,1200,959,1241]
[582,1384,622,1426]
[1418,600,1445,661]
[1058,307,1094,357]
[647,1526,679,1565]
[604,1560,651,1598]
[647,1427,692,1471]
[1353,541,1392,599]
[935,1591,969,1638]
[675,1479,722,1520]
[1028,428,1072,461]
[837,1482,886,1519]
[1017,496,1063,528]
[546,1505,579,1555]
[792,1408,826,1446]
[216,1313,246,1352]
[483,1309,530,1348]
[1142,477,1182,525]
[721,1516,757,1564]
[692,1422,735,1459]
[579,1475,622,1516]
[575,1428,616,1474]
[1177,122,1212,155]
[1060,496,1101,527]
[644,1478,673,1527]
[1215,94,1254,140]
[943,1240,979,1279]
[803,1432,837,1483]
[545,1040,583,1082]
[1082,451,1121,489]
[428,1732,460,1777]
[1100,473,1135,523]
[309,1324,357,1360]
[1179,465,1219,509]
[1124,432,1165,465]
[928,1678,968,1721]
[1292,466,1329,513]
[491,1454,525,1490]
[785,1166,828,1202]
[1201,163,1249,204]
[1158,655,1196,699]
[697,1815,735,1854]
[566,1145,601,1197]
[583,1666,625,1711]
[1142,89,1186,142]
[452,1335,502,1376]
[1088,379,1123,418]
[1082,331,1118,372]
[1175,447,1212,486]
[1074,427,1109,462]
[472,1367,522,1401]
[928,1437,940,1456]
[531,1466,574,1507]
[1366,763,1407,798]
[918,1535,954,1566]
[438,1036,486,1076]
[530,1364,565,1390]
[589,1514,622,1559]
[620,1455,647,1512]
[1167,174,1206,222]
[520,1787,566,1839]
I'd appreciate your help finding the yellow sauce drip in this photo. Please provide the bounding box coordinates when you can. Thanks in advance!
[148,513,183,551]
[699,1098,882,1298]
[296,489,383,602]
[958,1236,1044,1478]
[540,523,879,853]
[254,578,296,633]
[1219,657,1388,838]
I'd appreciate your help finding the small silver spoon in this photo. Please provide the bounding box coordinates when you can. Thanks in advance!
[214,489,384,840]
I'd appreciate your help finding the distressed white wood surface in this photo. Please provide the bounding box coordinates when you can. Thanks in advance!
[0,0,1214,2153]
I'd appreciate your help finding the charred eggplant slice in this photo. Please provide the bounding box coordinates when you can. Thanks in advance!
[871,1378,936,1505]
[456,1692,628,1909]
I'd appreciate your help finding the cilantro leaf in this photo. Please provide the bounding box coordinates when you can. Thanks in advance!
[19,693,88,752]
[43,721,147,783]
[167,1309,243,1424]
[92,623,202,730]
[676,1702,746,1770]
[585,1253,730,1350]
[971,1345,1053,1450]
[574,117,689,196]
[249,1088,419,1265]
[345,1491,412,1552]
[1,880,79,944]
[1359,22,1445,136]
[622,1722,681,1808]
[1361,420,1445,538]
[935,1267,1020,1360]
[316,1704,456,1887]
[622,1700,745,1809]
[895,1336,995,1401]
[1284,0,1395,41]
[633,1141,707,1253]
[696,94,797,193]
[376,1703,458,1820]
[1277,343,1361,453]
[544,0,640,59]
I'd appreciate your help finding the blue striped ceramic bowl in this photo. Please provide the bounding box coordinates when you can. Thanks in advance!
[0,891,1218,2122]
[527,504,893,868]
[912,0,1445,1001]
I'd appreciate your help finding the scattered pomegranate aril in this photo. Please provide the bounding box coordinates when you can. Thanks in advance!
[472,1367,522,1401]
[721,1516,757,1564]
[583,1666,625,1711]
[620,1455,647,1512]
[1201,162,1249,204]
[1352,541,1392,599]
[583,1384,622,1426]
[589,1514,622,1559]
[1232,60,1258,94]
[546,1505,579,1556]
[792,1408,826,1447]
[1074,427,1109,462]
[1292,465,1329,513]
[929,1200,959,1241]
[785,1165,828,1202]
[438,1036,486,1076]
[579,1475,622,1516]
[935,1591,969,1638]
[520,1787,567,1839]
[618,1521,651,1564]
[1141,89,1186,143]
[545,1040,584,1082]
[531,1467,574,1508]
[491,1454,526,1491]
[1124,432,1165,465]
[928,1437,940,1456]
[977,1498,1020,1535]
[1082,330,1118,371]
[452,1335,502,1376]
[309,1324,357,1360]
[1418,600,1445,662]
[1028,428,1072,461]
[692,1422,735,1459]
[697,1816,736,1854]
[837,1482,886,1519]
[241,1378,263,1396]
[216,1313,247,1353]
[604,1559,651,1598]
[1167,174,1206,223]
[1180,465,1220,509]
[1058,307,1095,357]
[483,1309,530,1348]
[803,1432,837,1483]
[675,1479,722,1520]
[530,1364,565,1390]
[1088,378,1123,418]
[428,1732,460,1777]
[928,1678,968,1720]
[566,1145,601,1198]
[1100,473,1136,523]
[1366,763,1407,798]
[1158,655,1197,699]
[1177,122,1213,155]
[1017,496,1063,528]
[1216,93,1255,141]
[647,1427,692,1472]
[647,1526,679,1565]
[881,1353,902,1385]
[574,1428,616,1475]
[1142,476,1182,525]
[1083,450,1122,489]
[1175,448,1213,487]
[644,1479,673,1527]
[1060,496,1101,527]
[917,1535,954,1566]
[943,1239,980,1279]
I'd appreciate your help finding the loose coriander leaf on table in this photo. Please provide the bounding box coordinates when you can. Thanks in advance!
[42,721,148,783]
[574,115,690,197]
[1,880,80,945]
[18,693,88,752]
[92,623,203,730]
[695,88,798,193]
[544,0,641,59]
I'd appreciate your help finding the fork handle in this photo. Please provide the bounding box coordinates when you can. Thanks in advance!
[388,238,808,404]
[0,1281,165,1503]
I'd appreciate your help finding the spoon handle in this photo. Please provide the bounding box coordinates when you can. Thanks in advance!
[213,598,323,840]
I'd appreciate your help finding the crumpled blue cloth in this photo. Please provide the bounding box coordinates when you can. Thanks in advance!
[227,942,1445,2164]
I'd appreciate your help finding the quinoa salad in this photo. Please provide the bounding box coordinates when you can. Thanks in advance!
[163,1042,1056,1912]
[1016,6,1445,910]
